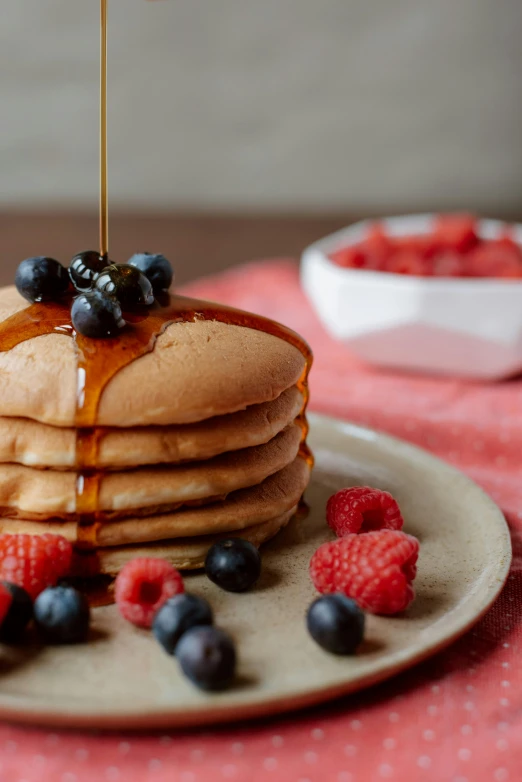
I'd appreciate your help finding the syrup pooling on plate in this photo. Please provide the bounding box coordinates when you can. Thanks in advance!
[0,294,313,553]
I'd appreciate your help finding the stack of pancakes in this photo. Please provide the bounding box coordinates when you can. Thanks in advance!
[0,287,311,575]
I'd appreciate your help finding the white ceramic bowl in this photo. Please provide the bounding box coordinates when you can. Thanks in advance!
[301,214,522,379]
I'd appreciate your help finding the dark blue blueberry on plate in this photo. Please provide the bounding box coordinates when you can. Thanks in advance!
[34,586,90,645]
[15,256,69,303]
[69,250,107,292]
[307,594,365,655]
[128,253,173,293]
[176,626,236,691]
[0,582,33,643]
[95,263,154,310]
[153,593,213,655]
[205,538,261,593]
[71,290,125,338]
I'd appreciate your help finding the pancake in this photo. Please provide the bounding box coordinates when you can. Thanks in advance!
[0,286,306,427]
[0,386,303,469]
[0,425,302,518]
[85,507,297,575]
[0,456,310,547]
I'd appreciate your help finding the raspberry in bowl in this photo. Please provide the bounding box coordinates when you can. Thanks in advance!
[301,214,522,379]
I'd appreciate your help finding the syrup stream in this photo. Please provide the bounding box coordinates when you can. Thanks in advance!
[75,0,108,554]
[99,0,109,260]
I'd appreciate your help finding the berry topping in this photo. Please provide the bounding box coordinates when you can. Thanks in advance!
[128,252,173,293]
[307,594,365,655]
[326,487,404,537]
[310,530,419,615]
[115,557,184,628]
[34,586,90,644]
[0,534,73,600]
[176,626,236,691]
[205,538,261,593]
[71,290,125,339]
[0,583,33,643]
[153,593,213,655]
[15,257,69,303]
[68,250,107,292]
[95,263,154,309]
[0,583,13,629]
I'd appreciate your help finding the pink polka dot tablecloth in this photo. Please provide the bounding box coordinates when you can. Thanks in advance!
[1,259,521,782]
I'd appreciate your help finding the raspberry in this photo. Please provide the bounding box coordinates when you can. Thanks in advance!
[364,223,393,270]
[0,583,13,626]
[434,214,478,253]
[465,242,522,279]
[0,534,73,600]
[310,530,419,615]
[431,251,465,277]
[330,246,367,269]
[365,223,392,252]
[401,235,438,260]
[115,558,184,628]
[386,250,430,276]
[330,245,385,271]
[326,487,404,537]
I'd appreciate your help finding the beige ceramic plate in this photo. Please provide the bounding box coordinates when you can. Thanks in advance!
[0,414,511,729]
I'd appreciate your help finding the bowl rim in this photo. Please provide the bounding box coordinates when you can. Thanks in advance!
[302,213,522,289]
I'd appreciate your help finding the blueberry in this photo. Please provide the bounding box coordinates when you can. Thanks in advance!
[205,539,261,593]
[69,250,106,292]
[153,593,213,655]
[128,253,173,293]
[176,626,236,691]
[15,256,69,303]
[34,586,90,645]
[95,263,154,309]
[71,290,125,339]
[306,594,365,655]
[0,583,33,643]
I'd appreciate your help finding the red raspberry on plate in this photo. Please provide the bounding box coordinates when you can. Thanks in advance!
[0,583,12,626]
[326,486,404,537]
[310,530,419,615]
[115,558,184,628]
[0,534,73,600]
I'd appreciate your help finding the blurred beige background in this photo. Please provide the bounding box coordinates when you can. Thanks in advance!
[1,0,521,213]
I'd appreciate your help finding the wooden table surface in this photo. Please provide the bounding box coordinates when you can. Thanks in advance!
[0,211,358,288]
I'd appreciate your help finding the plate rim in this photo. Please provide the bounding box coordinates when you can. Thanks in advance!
[0,413,511,730]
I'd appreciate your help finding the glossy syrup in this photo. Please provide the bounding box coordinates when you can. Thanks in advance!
[99,0,109,259]
[0,295,313,558]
